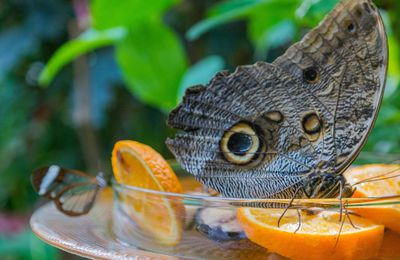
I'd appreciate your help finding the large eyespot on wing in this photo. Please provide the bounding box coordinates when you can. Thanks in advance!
[166,69,268,178]
[166,1,388,199]
[166,62,322,198]
[273,0,388,172]
[220,122,265,165]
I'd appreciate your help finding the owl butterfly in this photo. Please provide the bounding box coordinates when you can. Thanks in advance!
[167,0,388,199]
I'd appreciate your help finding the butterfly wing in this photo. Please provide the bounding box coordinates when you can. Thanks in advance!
[273,0,387,172]
[168,64,318,199]
[54,182,100,216]
[32,165,104,216]
[167,0,387,199]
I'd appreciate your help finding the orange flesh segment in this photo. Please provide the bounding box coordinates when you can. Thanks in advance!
[378,229,400,259]
[237,208,384,260]
[111,140,183,246]
[113,142,183,193]
[345,164,400,233]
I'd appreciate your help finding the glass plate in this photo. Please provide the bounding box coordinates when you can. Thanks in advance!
[30,168,400,259]
[30,188,175,259]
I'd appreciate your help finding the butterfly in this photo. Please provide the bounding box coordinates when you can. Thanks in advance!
[31,165,107,216]
[166,0,388,200]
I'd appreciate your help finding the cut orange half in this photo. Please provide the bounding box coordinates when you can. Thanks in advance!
[111,140,184,246]
[345,164,400,233]
[237,208,384,260]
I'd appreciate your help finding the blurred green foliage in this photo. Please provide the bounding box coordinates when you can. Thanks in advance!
[0,0,399,258]
[0,228,59,259]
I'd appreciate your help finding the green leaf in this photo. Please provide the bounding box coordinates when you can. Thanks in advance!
[186,0,300,41]
[116,21,188,111]
[90,0,180,30]
[388,36,400,82]
[39,27,127,86]
[374,104,400,126]
[295,0,338,26]
[208,0,261,16]
[247,1,298,58]
[178,55,225,100]
[248,1,298,43]
[254,20,296,59]
[186,0,262,40]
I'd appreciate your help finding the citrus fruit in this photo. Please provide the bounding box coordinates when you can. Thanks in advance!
[180,177,203,193]
[378,229,400,259]
[345,164,400,233]
[111,140,184,246]
[237,208,384,260]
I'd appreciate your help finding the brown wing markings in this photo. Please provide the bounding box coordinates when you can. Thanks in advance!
[332,18,368,87]
[174,100,239,127]
[342,7,381,84]
[291,44,338,117]
[330,3,386,172]
[240,67,317,157]
[304,31,349,116]
[290,45,356,168]
[332,62,348,171]
[262,65,327,163]
[168,136,314,170]
[184,94,245,121]
[223,67,264,117]
[301,20,377,172]
[200,175,305,198]
[212,65,319,166]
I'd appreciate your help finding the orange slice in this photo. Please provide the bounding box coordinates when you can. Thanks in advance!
[345,164,400,233]
[378,229,400,259]
[111,140,184,246]
[237,208,384,260]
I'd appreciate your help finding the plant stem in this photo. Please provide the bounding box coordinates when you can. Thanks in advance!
[69,17,101,171]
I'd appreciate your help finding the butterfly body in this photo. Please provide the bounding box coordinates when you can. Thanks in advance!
[167,0,388,199]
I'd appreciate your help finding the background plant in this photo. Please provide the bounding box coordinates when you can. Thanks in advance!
[0,0,399,258]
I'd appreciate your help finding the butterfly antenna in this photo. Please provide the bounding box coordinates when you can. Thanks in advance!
[355,172,400,185]
[352,166,400,186]
[96,159,104,173]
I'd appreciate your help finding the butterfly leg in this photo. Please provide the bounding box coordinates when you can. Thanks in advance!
[335,207,346,249]
[277,186,301,228]
[344,200,359,230]
[338,175,354,221]
[339,179,344,222]
[334,199,359,248]
[294,209,302,233]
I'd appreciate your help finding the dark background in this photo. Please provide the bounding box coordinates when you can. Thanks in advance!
[0,0,399,258]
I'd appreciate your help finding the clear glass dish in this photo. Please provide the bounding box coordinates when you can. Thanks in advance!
[111,164,400,259]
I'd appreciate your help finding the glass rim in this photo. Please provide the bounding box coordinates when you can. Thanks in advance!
[111,179,400,209]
